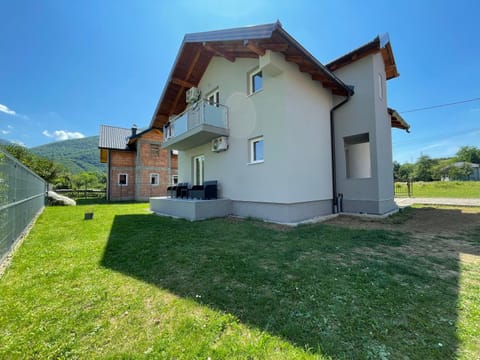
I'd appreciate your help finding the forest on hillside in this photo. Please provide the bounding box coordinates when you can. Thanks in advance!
[30,136,106,174]
[1,143,106,190]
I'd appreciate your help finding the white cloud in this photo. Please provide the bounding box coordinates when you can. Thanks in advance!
[42,130,85,141]
[11,140,26,147]
[0,103,16,116]
[1,129,11,135]
[7,125,13,129]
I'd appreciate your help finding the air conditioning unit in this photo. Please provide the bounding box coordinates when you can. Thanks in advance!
[211,136,228,152]
[186,87,201,104]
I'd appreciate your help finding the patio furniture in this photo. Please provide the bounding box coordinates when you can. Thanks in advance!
[176,182,189,198]
[188,180,218,200]
[166,185,177,197]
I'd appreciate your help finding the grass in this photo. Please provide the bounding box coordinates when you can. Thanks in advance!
[395,180,480,198]
[0,203,479,359]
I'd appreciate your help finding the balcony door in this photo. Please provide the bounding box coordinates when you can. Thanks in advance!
[193,155,204,185]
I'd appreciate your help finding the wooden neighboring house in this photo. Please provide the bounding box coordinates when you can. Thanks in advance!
[98,125,178,201]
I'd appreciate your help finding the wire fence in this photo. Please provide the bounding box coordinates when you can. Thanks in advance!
[0,148,46,264]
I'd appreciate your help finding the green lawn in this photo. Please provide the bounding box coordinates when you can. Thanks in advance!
[395,181,480,198]
[1,203,479,359]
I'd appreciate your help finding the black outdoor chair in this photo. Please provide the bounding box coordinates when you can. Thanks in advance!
[176,182,189,198]
[166,185,177,197]
[188,180,218,200]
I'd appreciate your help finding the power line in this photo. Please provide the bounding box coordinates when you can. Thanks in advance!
[399,97,480,114]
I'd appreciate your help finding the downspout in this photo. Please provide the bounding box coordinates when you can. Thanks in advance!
[330,93,352,213]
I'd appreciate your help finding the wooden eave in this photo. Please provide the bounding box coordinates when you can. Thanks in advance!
[326,35,399,80]
[388,108,410,132]
[150,24,353,129]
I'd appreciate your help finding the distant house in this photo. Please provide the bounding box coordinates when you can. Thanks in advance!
[149,22,409,222]
[98,125,177,201]
[442,161,480,181]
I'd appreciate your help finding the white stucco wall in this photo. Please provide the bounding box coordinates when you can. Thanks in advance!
[177,52,333,204]
[332,53,395,210]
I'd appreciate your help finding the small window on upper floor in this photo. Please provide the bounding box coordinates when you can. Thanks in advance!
[249,69,263,95]
[150,144,160,157]
[118,173,128,186]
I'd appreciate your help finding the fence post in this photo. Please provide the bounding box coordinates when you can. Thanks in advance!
[407,179,412,197]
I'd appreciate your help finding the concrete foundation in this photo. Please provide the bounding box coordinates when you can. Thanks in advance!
[150,197,232,221]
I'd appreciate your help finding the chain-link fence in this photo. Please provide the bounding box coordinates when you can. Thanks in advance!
[0,148,46,264]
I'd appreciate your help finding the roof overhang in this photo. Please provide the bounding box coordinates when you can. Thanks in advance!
[388,107,410,132]
[150,22,354,129]
[327,33,399,80]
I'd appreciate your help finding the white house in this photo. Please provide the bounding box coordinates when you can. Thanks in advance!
[149,22,409,223]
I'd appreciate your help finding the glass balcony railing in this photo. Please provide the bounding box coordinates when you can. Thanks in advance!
[163,100,228,142]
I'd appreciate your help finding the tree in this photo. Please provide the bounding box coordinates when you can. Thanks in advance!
[397,163,415,181]
[456,146,480,164]
[393,161,401,180]
[72,172,100,190]
[1,144,65,183]
[413,155,437,181]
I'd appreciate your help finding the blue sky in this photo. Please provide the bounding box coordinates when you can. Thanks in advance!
[0,0,479,163]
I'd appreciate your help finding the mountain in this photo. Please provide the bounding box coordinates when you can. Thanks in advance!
[31,136,106,174]
[0,139,11,146]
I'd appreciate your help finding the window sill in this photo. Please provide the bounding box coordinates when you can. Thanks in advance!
[247,160,264,165]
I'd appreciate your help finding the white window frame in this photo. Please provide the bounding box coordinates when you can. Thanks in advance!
[206,88,220,107]
[249,69,263,95]
[150,173,159,186]
[193,155,205,186]
[249,136,264,164]
[171,175,178,185]
[118,173,128,186]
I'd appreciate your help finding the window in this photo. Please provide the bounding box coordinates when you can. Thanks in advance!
[172,175,178,185]
[118,173,128,186]
[249,69,263,94]
[344,133,371,179]
[378,74,383,100]
[150,144,160,157]
[206,88,220,107]
[150,173,159,186]
[249,136,264,164]
[193,155,205,185]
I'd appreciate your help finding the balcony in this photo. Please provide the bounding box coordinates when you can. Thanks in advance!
[162,100,228,150]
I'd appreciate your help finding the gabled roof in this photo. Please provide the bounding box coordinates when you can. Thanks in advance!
[150,21,354,129]
[388,108,410,132]
[99,125,164,150]
[98,125,133,150]
[327,33,399,79]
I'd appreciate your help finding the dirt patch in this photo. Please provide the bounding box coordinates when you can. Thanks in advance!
[326,206,480,260]
[325,206,480,235]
